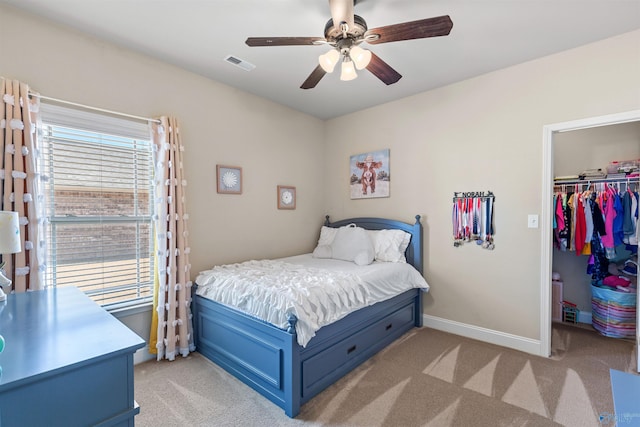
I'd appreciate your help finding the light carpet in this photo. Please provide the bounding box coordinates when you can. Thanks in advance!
[134,323,637,426]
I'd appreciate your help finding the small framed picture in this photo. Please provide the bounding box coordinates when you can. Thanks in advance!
[277,185,296,210]
[216,165,242,194]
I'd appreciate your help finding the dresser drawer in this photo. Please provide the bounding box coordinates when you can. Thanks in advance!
[301,302,415,395]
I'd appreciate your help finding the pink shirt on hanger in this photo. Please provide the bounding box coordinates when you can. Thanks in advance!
[600,186,616,249]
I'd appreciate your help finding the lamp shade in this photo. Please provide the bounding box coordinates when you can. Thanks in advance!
[350,45,372,70]
[340,59,357,81]
[318,49,340,73]
[0,212,21,254]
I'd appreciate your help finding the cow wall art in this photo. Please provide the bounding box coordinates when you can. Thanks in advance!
[349,149,390,199]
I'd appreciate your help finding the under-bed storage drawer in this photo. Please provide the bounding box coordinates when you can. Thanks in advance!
[301,302,415,396]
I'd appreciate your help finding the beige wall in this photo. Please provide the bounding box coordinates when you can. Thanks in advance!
[2,3,639,353]
[324,30,640,342]
[0,4,326,277]
[554,122,640,177]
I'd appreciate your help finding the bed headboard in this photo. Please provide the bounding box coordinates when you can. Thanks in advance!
[324,215,423,274]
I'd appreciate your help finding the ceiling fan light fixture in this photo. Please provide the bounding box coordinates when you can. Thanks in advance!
[350,45,372,70]
[318,49,340,73]
[340,58,357,81]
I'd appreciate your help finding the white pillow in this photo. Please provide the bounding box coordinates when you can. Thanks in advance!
[368,229,411,263]
[317,226,338,246]
[312,244,332,259]
[330,224,375,266]
[312,226,339,258]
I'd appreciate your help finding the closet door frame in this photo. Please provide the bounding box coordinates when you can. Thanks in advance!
[541,109,640,371]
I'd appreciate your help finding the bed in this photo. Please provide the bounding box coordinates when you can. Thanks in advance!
[192,215,426,417]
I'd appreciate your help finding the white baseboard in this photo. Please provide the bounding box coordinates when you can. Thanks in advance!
[134,348,156,365]
[422,314,544,356]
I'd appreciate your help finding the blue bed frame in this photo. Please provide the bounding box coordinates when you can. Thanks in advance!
[193,216,424,417]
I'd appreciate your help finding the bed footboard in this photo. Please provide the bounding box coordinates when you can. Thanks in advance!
[193,287,422,417]
[193,292,301,416]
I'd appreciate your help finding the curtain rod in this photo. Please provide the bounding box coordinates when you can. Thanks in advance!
[30,93,161,124]
[1,76,160,124]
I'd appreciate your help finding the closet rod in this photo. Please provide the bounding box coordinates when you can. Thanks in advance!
[1,76,160,124]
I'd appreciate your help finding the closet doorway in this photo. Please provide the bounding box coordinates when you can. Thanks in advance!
[541,110,640,372]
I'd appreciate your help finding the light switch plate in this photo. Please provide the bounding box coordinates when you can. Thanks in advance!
[528,214,539,228]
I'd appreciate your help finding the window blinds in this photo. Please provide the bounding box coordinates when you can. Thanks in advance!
[40,102,155,309]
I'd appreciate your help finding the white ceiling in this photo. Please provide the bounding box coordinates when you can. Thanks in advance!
[2,0,639,120]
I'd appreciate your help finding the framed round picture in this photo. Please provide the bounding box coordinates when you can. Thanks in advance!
[277,185,296,210]
[216,165,242,194]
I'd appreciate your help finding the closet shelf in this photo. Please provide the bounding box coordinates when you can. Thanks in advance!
[554,176,639,186]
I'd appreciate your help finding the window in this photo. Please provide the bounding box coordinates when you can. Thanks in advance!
[39,103,155,309]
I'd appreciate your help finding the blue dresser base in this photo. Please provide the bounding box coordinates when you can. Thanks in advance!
[0,287,145,426]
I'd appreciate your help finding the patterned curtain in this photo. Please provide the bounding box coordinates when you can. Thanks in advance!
[0,79,44,292]
[149,117,195,361]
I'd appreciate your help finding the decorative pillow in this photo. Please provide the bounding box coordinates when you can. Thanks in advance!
[312,244,332,259]
[312,226,339,258]
[368,229,411,263]
[317,226,338,246]
[330,224,375,266]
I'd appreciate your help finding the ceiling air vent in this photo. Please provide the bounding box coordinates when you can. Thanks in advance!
[224,55,256,72]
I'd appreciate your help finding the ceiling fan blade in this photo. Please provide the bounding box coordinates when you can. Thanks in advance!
[366,52,402,85]
[366,15,453,45]
[300,65,327,89]
[329,0,355,31]
[246,37,326,47]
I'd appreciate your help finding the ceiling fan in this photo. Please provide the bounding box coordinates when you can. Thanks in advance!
[245,0,453,89]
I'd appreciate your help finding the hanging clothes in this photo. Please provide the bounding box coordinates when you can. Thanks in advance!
[574,194,586,255]
[589,197,609,282]
[582,192,594,255]
[601,185,617,258]
[554,193,567,250]
[613,192,624,246]
[568,192,577,251]
[622,188,639,245]
[553,181,639,263]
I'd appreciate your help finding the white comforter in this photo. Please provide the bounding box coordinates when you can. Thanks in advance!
[195,254,429,347]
